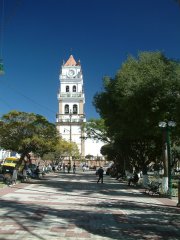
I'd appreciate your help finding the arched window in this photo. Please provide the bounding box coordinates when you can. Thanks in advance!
[73,104,78,114]
[73,85,76,92]
[65,104,69,114]
[66,86,69,92]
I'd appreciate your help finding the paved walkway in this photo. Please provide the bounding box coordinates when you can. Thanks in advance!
[0,171,179,240]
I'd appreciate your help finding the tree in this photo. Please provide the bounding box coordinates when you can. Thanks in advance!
[42,138,80,164]
[85,154,94,160]
[83,118,110,143]
[93,51,180,188]
[0,111,59,162]
[101,144,117,161]
[175,0,180,6]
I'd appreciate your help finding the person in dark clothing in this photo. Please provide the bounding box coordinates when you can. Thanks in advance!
[67,162,71,173]
[128,172,139,186]
[97,167,104,183]
[73,163,76,173]
[52,165,55,172]
[34,166,40,178]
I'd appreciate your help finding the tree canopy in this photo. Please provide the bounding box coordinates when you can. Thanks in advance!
[0,111,59,161]
[42,138,80,163]
[83,118,110,143]
[93,51,180,172]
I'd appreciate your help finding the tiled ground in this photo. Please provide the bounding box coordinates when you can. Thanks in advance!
[0,171,179,240]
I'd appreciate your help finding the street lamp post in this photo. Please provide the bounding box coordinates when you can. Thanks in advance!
[69,110,72,165]
[64,110,72,142]
[159,121,176,198]
[63,110,72,166]
[69,110,72,143]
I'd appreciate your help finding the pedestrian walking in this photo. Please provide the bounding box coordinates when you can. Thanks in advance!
[73,163,76,173]
[62,163,66,173]
[11,167,18,185]
[97,166,104,184]
[52,165,56,173]
[67,162,71,173]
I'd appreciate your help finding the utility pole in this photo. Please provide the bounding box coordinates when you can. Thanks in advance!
[69,110,72,166]
[166,126,172,198]
[69,110,72,142]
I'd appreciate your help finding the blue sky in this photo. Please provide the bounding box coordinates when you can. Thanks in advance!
[0,0,180,123]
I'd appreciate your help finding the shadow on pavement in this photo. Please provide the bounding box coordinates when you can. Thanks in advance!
[0,171,179,240]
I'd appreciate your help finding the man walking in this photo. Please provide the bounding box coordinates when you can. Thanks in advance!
[67,162,71,173]
[97,167,104,184]
[73,163,76,174]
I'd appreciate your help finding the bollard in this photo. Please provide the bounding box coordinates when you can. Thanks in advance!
[177,180,180,207]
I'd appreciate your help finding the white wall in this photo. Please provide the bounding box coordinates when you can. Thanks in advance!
[85,139,105,158]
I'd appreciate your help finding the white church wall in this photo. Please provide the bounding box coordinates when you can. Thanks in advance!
[85,138,105,158]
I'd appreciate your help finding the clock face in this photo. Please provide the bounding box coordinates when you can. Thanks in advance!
[68,69,76,77]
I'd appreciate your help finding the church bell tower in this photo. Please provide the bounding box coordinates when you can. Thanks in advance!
[56,55,86,157]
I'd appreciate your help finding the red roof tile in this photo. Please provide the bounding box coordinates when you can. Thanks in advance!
[64,55,77,66]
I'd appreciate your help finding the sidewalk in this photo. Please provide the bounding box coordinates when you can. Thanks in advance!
[0,171,179,240]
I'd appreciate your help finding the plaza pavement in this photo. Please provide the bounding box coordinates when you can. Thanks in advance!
[0,170,179,240]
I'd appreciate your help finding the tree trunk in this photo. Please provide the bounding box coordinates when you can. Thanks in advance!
[162,177,168,194]
[142,174,150,187]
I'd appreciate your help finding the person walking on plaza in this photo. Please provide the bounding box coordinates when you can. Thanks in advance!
[67,162,71,173]
[73,163,76,174]
[62,163,66,173]
[97,166,104,184]
[11,167,18,185]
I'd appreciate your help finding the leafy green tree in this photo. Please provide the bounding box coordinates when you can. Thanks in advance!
[101,144,117,161]
[175,0,180,6]
[0,111,59,162]
[42,138,80,163]
[93,52,180,178]
[171,145,180,169]
[83,118,110,143]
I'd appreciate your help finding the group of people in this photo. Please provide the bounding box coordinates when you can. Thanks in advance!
[2,159,140,187]
[95,166,140,186]
[3,164,43,186]
[61,162,76,174]
[82,163,89,172]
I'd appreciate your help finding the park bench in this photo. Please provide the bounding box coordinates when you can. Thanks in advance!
[145,181,161,196]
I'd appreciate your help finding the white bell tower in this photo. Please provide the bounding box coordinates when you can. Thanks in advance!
[56,55,86,157]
